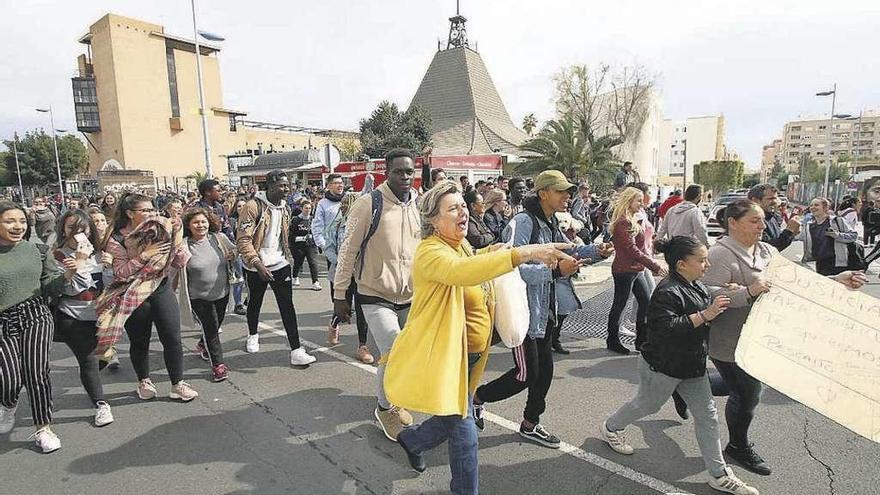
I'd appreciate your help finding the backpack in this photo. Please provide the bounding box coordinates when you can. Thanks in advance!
[357,189,384,278]
[831,216,869,271]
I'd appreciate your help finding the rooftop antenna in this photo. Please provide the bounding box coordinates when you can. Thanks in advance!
[446,0,469,49]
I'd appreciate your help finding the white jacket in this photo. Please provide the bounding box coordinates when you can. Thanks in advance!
[658,201,708,247]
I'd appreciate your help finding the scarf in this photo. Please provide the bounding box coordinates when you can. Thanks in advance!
[324,190,344,202]
[95,217,184,354]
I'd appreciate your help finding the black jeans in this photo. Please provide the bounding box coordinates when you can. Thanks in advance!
[711,358,763,448]
[291,242,319,283]
[607,271,650,348]
[56,314,104,406]
[192,294,229,366]
[245,264,301,350]
[549,314,568,347]
[330,278,369,345]
[124,279,184,384]
[476,325,554,424]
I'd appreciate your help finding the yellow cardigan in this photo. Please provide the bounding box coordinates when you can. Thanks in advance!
[383,234,516,418]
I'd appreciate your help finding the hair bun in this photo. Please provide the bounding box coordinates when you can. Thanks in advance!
[653,238,671,254]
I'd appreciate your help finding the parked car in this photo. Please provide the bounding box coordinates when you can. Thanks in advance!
[707,194,747,236]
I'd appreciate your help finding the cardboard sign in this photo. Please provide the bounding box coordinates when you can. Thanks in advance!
[735,255,880,443]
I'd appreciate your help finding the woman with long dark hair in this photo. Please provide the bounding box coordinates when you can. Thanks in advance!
[0,201,73,452]
[99,193,197,402]
[601,235,760,495]
[50,209,114,427]
[100,192,117,219]
[181,208,234,382]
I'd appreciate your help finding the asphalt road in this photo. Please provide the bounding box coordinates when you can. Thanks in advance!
[1,240,878,495]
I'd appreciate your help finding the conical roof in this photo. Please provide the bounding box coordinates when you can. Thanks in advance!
[409,46,529,156]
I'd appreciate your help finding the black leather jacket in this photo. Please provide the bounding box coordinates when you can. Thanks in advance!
[641,272,712,379]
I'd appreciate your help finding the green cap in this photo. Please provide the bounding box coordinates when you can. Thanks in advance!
[533,170,577,193]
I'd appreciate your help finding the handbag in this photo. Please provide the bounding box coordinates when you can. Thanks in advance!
[213,233,239,284]
[493,267,530,347]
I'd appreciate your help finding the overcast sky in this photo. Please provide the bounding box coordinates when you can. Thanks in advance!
[2,0,878,170]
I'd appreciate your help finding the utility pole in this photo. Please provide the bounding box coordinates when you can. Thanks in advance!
[12,132,25,203]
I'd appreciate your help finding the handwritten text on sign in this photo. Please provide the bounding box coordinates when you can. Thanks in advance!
[735,255,880,444]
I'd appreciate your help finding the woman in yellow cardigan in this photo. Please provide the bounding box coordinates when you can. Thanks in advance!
[384,180,572,494]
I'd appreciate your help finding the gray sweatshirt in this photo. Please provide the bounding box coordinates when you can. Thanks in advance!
[657,201,708,247]
[702,236,777,362]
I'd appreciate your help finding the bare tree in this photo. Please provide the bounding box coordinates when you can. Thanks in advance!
[608,64,656,143]
[553,63,656,146]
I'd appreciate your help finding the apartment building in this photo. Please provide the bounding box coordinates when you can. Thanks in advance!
[658,115,726,186]
[779,112,880,172]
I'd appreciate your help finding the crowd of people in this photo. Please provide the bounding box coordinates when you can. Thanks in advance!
[0,152,874,495]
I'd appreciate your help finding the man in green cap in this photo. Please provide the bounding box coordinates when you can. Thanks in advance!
[473,170,613,448]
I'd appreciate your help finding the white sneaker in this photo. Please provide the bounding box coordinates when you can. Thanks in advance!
[94,401,114,427]
[290,347,316,366]
[34,426,61,454]
[708,467,760,495]
[619,328,637,338]
[218,326,223,334]
[292,277,301,286]
[311,281,322,291]
[0,404,17,434]
[137,378,157,400]
[170,381,199,402]
[246,334,260,353]
[600,421,634,455]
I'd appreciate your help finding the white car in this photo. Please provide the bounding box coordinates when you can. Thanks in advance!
[707,194,747,236]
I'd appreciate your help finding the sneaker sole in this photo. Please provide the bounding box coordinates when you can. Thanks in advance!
[374,409,399,443]
[518,431,561,449]
[137,390,157,400]
[39,444,61,454]
[95,418,114,427]
[213,375,228,382]
[169,393,198,402]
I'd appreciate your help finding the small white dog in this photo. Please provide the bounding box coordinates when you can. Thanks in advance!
[555,212,585,246]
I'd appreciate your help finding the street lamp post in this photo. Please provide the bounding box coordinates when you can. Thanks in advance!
[12,132,25,203]
[35,107,65,204]
[681,139,688,190]
[191,0,213,179]
[816,84,838,198]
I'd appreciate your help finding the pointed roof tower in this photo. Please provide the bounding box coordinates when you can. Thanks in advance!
[409,2,529,156]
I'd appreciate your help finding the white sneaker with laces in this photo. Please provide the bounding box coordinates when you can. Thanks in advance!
[708,467,760,495]
[170,381,199,402]
[0,404,17,434]
[600,421,634,455]
[34,426,61,454]
[290,347,317,366]
[246,334,260,353]
[94,401,114,427]
[311,281,322,291]
[292,277,301,286]
[137,378,157,400]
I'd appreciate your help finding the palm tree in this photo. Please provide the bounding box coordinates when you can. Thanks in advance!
[517,115,585,179]
[187,170,208,186]
[522,113,538,136]
[516,113,622,184]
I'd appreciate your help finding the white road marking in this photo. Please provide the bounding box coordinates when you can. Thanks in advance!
[247,319,694,495]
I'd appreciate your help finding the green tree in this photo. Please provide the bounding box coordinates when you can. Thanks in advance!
[522,113,538,136]
[516,113,621,183]
[742,172,761,189]
[3,130,87,187]
[359,101,432,158]
[693,160,744,193]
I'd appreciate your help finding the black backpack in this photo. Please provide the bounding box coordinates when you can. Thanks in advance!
[357,190,385,278]
[834,216,868,271]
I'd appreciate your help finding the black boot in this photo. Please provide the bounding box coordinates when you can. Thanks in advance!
[398,434,426,473]
[551,340,570,355]
[606,339,631,355]
[724,443,772,476]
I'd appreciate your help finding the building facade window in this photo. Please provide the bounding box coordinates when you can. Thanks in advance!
[165,45,180,118]
[71,77,100,132]
[229,114,238,132]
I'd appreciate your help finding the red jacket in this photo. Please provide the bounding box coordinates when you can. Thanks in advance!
[611,218,661,274]
[658,195,683,218]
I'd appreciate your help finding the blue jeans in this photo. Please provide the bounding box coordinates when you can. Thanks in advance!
[398,353,482,495]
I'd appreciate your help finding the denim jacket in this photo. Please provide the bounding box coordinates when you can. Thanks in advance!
[502,197,602,338]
